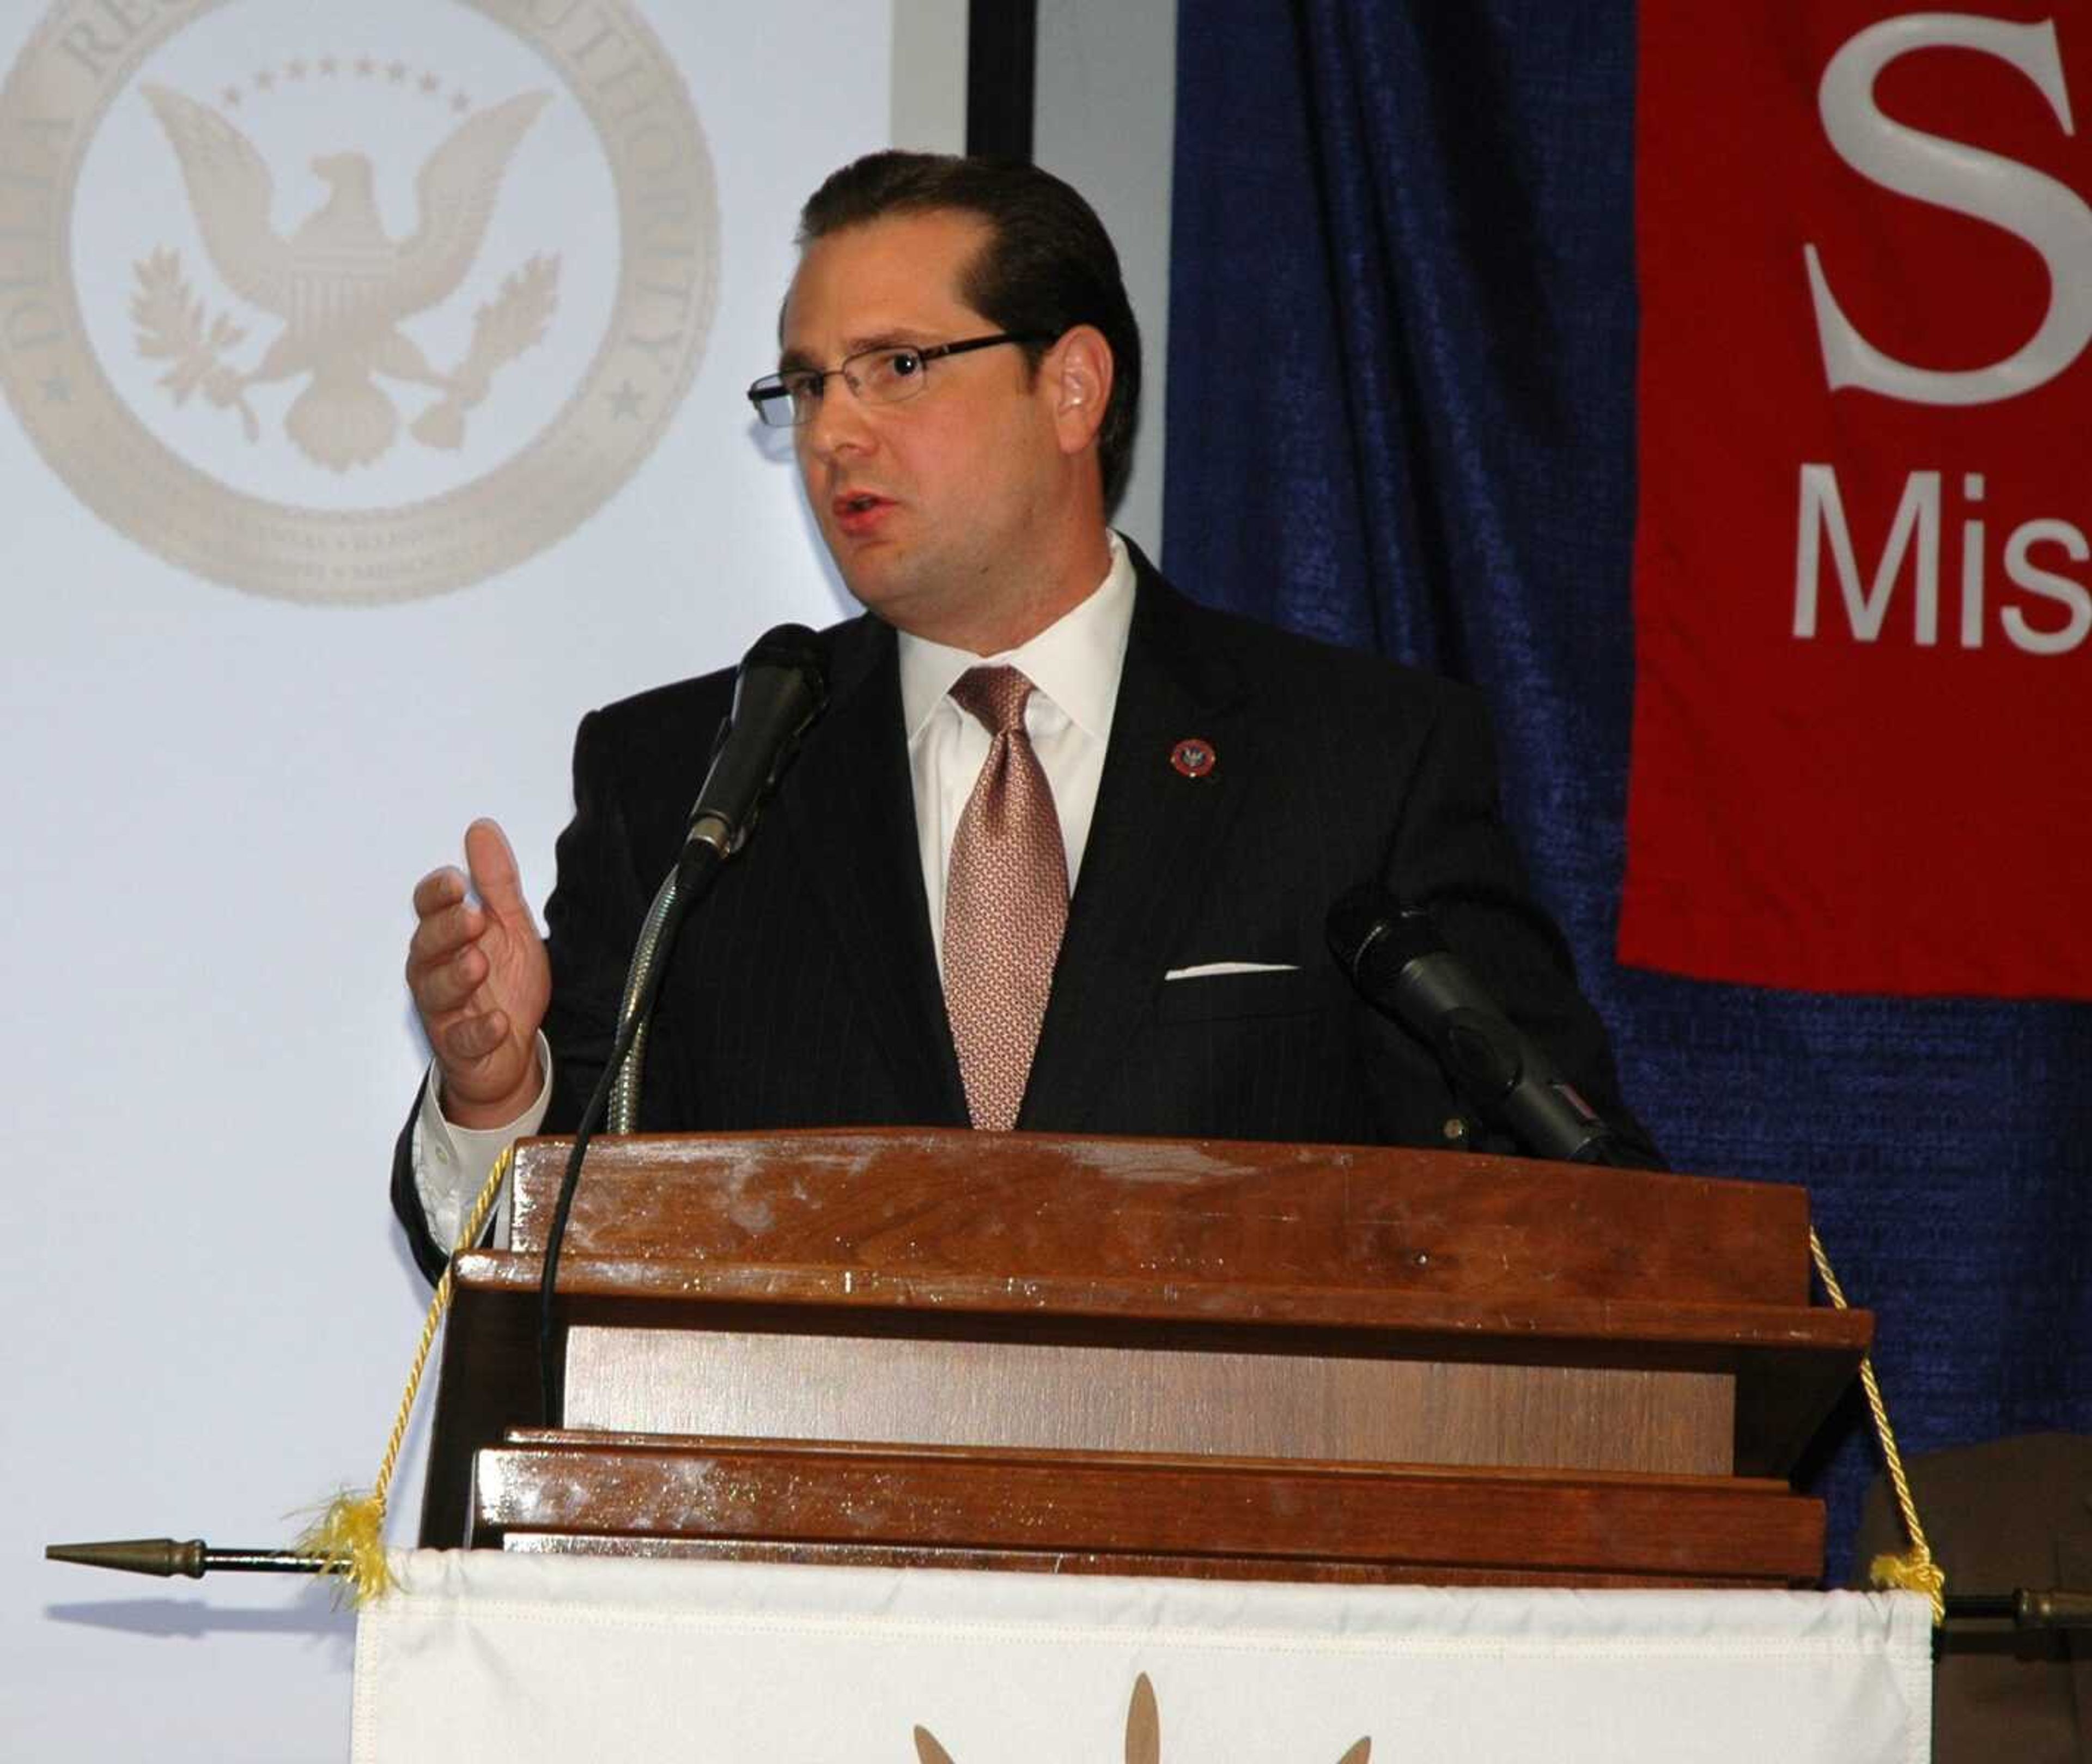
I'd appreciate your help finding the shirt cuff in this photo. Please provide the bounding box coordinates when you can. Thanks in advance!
[410,1032,553,1256]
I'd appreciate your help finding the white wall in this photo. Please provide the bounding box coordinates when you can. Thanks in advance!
[1,2,953,1756]
[3,2,1188,1754]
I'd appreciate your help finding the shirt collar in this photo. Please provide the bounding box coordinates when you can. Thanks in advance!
[897,531,1137,741]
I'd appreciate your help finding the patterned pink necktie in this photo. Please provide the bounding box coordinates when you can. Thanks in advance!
[942,665,1070,1131]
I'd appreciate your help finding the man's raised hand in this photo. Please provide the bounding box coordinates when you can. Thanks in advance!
[406,818,551,1128]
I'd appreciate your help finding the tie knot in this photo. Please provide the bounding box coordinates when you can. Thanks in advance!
[950,665,1036,736]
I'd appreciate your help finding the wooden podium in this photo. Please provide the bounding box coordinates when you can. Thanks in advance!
[419,1130,1866,1587]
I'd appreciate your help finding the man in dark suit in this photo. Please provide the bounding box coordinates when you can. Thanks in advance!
[394,152,1652,1282]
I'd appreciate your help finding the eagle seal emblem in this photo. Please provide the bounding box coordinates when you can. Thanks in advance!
[0,0,716,603]
[138,84,554,471]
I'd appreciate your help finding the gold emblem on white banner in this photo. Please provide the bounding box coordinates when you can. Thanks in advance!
[914,1673,1372,1764]
[0,0,717,602]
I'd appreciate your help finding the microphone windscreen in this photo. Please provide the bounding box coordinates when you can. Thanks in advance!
[743,622,827,682]
[1326,883,1444,988]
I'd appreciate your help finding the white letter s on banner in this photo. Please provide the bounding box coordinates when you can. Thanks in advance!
[1805,13,2092,405]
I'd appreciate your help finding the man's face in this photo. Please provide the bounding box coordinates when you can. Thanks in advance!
[779,209,1072,643]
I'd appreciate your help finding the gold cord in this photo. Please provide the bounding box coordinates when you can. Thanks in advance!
[1808,1226,1945,1624]
[295,1143,516,1605]
[301,1163,1939,1626]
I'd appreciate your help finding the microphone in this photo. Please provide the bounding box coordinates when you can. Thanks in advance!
[682,624,829,869]
[1327,882,1633,1166]
[540,621,829,1424]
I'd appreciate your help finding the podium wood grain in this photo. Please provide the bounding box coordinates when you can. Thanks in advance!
[421,1129,1865,1587]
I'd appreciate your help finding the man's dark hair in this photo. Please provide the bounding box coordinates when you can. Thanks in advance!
[798,151,1142,512]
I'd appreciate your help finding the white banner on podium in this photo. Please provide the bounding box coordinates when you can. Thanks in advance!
[354,1553,1932,1762]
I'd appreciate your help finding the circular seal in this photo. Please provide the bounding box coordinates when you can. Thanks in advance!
[0,0,717,603]
[1170,737,1217,778]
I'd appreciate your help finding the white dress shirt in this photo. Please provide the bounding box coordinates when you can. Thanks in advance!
[899,531,1135,968]
[411,533,1139,1257]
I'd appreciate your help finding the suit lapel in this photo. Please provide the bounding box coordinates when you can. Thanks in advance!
[1019,559,1253,1130]
[771,614,969,1124]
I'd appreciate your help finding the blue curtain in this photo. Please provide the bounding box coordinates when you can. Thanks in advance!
[1164,0,2091,1582]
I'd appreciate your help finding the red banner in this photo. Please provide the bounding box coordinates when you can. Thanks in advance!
[1622,3,2092,997]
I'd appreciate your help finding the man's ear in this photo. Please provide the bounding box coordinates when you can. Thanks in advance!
[1047,325,1113,456]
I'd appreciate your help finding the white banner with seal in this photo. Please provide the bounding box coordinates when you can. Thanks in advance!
[353,1552,1932,1762]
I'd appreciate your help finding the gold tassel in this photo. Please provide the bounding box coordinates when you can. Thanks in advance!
[294,1489,396,1605]
[1870,1549,1948,1607]
[1810,1228,1946,1625]
[295,1144,516,1608]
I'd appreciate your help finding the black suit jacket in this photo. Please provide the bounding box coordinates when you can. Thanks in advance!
[393,548,1653,1280]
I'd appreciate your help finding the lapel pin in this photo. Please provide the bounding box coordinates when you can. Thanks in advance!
[1170,738,1217,778]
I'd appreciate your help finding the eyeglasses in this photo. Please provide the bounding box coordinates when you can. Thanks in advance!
[746,332,1054,429]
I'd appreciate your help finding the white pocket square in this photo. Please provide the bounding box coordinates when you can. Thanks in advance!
[1163,962,1302,980]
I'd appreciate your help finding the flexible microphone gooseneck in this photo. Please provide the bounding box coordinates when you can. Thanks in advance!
[1327,881,1644,1167]
[536,625,829,1422]
[616,624,830,1131]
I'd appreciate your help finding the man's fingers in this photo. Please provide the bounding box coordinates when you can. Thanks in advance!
[406,821,546,1106]
[463,818,532,922]
[412,866,467,920]
[411,944,486,1014]
[406,898,486,974]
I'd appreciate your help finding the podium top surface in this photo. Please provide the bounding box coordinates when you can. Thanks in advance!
[427,1131,1866,1520]
[496,1128,1823,1319]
